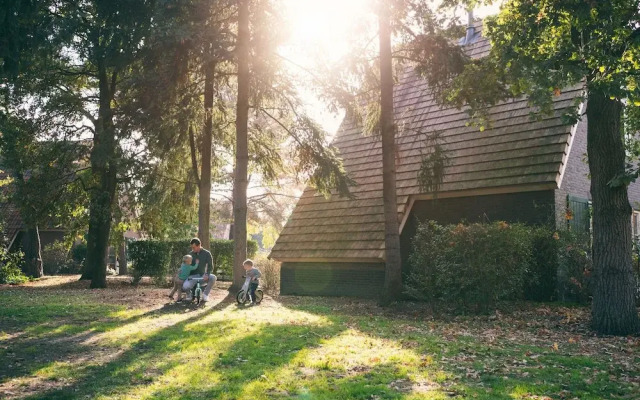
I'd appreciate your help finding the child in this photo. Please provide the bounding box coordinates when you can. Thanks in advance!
[169,254,196,301]
[243,259,262,305]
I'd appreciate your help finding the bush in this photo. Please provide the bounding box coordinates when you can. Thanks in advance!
[41,242,71,275]
[254,253,280,294]
[525,227,560,301]
[0,248,28,284]
[406,221,533,313]
[556,231,592,304]
[71,242,87,264]
[129,238,258,286]
[129,240,172,286]
[406,221,597,311]
[60,242,86,274]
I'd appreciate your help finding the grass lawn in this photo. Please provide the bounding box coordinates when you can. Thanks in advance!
[1,276,639,400]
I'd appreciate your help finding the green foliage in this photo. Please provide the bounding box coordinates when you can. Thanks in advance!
[525,227,560,302]
[40,241,83,275]
[41,242,71,276]
[0,248,28,285]
[406,221,596,310]
[556,231,593,304]
[129,240,173,286]
[129,239,258,285]
[415,1,640,129]
[417,131,449,194]
[0,115,89,230]
[71,242,88,265]
[406,221,532,312]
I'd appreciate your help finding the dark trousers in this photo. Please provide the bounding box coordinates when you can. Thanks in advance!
[249,282,259,302]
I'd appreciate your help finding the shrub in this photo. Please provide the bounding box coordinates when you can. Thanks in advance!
[41,242,72,275]
[254,253,280,294]
[0,248,28,284]
[406,220,598,310]
[556,231,592,304]
[128,238,258,286]
[406,221,532,313]
[71,242,87,264]
[525,227,560,302]
[129,240,172,286]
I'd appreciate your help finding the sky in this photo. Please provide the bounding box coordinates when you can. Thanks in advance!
[280,0,504,135]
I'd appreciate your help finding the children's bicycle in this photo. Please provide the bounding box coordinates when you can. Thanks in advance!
[236,276,263,305]
[186,277,207,305]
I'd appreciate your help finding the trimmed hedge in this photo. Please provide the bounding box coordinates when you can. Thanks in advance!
[405,221,595,312]
[406,221,532,313]
[129,239,258,285]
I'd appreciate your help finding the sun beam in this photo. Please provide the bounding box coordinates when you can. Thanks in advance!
[283,0,372,64]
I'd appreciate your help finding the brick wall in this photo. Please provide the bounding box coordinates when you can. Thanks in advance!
[556,119,591,227]
[280,262,385,298]
[556,116,640,229]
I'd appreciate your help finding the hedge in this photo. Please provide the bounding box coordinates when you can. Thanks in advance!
[129,239,258,285]
[405,221,596,312]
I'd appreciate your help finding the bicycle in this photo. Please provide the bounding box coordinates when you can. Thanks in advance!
[185,277,207,305]
[236,276,263,305]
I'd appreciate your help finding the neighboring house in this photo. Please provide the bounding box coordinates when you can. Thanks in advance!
[269,21,640,298]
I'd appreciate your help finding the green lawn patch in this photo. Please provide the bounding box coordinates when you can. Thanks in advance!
[0,277,638,399]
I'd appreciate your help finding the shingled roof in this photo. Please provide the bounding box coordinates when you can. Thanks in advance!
[270,23,583,262]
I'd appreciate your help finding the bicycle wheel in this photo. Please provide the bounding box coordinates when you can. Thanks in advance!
[195,287,202,304]
[236,290,248,304]
[254,290,264,304]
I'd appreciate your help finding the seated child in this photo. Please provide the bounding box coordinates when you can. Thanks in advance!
[243,259,262,304]
[168,254,196,301]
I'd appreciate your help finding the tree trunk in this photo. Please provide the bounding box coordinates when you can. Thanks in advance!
[22,226,43,278]
[587,91,640,335]
[117,239,127,275]
[378,3,403,305]
[83,65,117,289]
[199,60,215,250]
[232,0,250,290]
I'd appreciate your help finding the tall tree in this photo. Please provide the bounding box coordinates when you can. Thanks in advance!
[124,0,235,246]
[233,0,251,289]
[298,0,446,303]
[378,0,403,304]
[127,0,352,287]
[2,0,156,288]
[417,0,640,334]
[200,60,215,250]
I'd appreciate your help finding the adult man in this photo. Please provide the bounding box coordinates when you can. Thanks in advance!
[182,238,217,302]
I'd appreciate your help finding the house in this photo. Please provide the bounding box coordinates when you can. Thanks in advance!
[269,21,640,298]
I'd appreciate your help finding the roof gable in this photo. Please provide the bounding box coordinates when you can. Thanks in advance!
[271,27,582,262]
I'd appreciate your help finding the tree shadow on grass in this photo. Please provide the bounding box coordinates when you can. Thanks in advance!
[144,321,346,399]
[275,296,637,400]
[0,292,235,388]
[16,303,230,400]
[17,295,343,400]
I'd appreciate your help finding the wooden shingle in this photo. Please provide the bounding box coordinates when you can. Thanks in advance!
[270,27,582,262]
